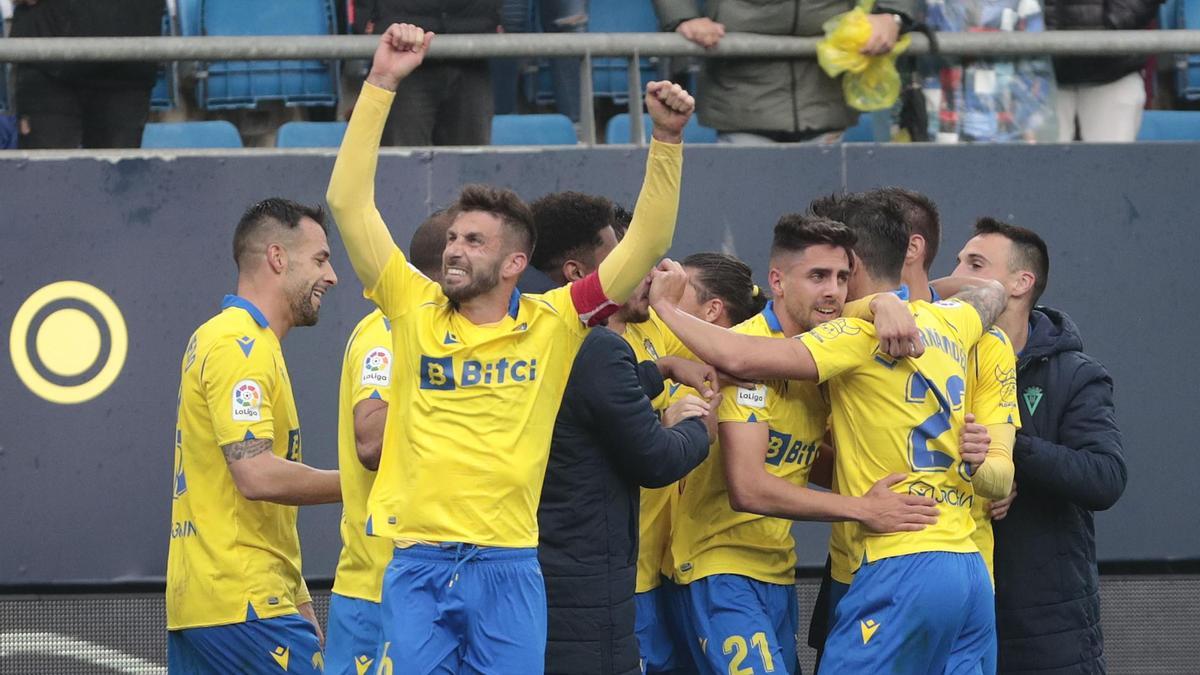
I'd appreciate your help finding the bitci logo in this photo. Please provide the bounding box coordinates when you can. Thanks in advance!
[361,347,392,386]
[231,380,262,421]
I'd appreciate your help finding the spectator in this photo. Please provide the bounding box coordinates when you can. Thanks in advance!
[653,0,915,143]
[1046,0,1162,142]
[530,190,714,675]
[922,0,1059,142]
[951,218,1126,674]
[361,0,501,145]
[499,0,586,124]
[12,0,164,149]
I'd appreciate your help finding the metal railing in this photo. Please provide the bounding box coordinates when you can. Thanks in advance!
[3,31,1198,144]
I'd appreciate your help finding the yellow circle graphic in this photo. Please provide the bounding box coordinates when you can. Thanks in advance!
[9,281,128,404]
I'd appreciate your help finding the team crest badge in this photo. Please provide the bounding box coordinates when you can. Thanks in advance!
[643,338,660,361]
[1023,386,1044,415]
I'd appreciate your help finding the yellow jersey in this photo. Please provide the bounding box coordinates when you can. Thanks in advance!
[167,296,311,630]
[366,255,612,547]
[671,304,829,586]
[331,310,396,602]
[799,299,986,569]
[624,311,693,592]
[966,327,1021,580]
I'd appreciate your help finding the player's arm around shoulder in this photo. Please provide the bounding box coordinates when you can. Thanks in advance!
[326,23,433,295]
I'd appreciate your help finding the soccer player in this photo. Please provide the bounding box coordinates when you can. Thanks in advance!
[166,198,341,675]
[952,219,1125,674]
[325,23,696,672]
[324,212,450,675]
[646,197,1008,673]
[668,216,952,675]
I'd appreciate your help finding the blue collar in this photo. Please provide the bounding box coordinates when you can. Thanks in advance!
[761,301,783,334]
[507,287,521,319]
[221,294,269,329]
[892,284,911,301]
[928,284,941,302]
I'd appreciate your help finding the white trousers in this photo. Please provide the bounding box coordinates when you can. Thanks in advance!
[1056,71,1146,142]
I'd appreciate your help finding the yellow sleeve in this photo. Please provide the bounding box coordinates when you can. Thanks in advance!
[968,329,1021,429]
[326,82,420,310]
[797,318,878,384]
[202,340,278,446]
[718,383,774,425]
[651,310,697,360]
[972,422,1015,500]
[597,140,682,302]
[841,295,875,320]
[347,321,393,407]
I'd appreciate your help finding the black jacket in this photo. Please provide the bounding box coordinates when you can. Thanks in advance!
[12,0,164,87]
[362,0,500,34]
[538,328,710,675]
[1043,0,1162,85]
[993,307,1127,675]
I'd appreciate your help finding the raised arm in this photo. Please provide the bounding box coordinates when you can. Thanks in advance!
[326,24,433,290]
[649,260,820,381]
[223,438,341,505]
[595,83,694,304]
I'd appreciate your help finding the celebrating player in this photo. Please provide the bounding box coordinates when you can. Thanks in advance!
[647,196,1008,672]
[166,199,341,675]
[325,22,696,672]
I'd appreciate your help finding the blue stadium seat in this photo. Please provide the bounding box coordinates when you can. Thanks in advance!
[141,121,244,148]
[842,114,876,142]
[1177,0,1200,99]
[151,11,176,111]
[604,113,718,144]
[177,0,203,36]
[587,0,660,104]
[1137,110,1200,141]
[276,121,348,148]
[198,0,339,109]
[491,114,577,145]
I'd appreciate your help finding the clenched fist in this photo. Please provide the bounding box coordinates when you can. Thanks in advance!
[367,23,435,92]
[645,81,696,144]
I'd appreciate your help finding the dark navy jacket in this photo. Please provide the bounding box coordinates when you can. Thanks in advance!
[538,327,709,675]
[994,307,1127,675]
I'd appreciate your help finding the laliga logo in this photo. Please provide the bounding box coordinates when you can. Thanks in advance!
[234,382,261,408]
[8,281,128,405]
[365,349,389,372]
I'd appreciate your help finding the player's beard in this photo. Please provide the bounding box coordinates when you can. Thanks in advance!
[441,258,502,305]
[287,277,323,327]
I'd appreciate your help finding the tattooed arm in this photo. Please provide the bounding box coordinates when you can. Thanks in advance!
[222,438,341,505]
[949,279,1007,328]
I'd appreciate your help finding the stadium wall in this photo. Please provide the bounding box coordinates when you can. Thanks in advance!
[0,144,1195,591]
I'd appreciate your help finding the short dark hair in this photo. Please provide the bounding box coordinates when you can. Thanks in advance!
[233,198,326,269]
[453,184,536,256]
[529,191,614,274]
[873,187,941,271]
[974,217,1050,305]
[810,193,907,284]
[612,204,633,241]
[682,252,766,326]
[408,208,454,279]
[771,213,857,265]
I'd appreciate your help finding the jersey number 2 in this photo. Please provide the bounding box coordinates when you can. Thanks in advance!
[905,372,964,472]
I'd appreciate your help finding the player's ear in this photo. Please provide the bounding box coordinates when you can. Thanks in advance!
[503,250,528,280]
[706,298,724,324]
[267,243,288,275]
[1013,270,1036,300]
[768,267,785,297]
[907,234,925,265]
[562,259,586,282]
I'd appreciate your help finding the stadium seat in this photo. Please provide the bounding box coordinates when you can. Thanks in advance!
[491,114,578,145]
[177,0,203,36]
[197,0,339,109]
[1136,110,1200,141]
[141,121,244,148]
[151,11,177,111]
[842,114,877,142]
[276,121,348,148]
[604,113,718,144]
[587,0,661,104]
[1177,0,1200,99]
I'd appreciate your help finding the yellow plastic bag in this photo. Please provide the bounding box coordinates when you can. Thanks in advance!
[816,0,911,111]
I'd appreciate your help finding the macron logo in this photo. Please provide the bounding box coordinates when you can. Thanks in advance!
[860,619,880,645]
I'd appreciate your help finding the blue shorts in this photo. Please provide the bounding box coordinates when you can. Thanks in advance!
[325,593,382,675]
[675,574,798,675]
[376,543,546,675]
[822,551,995,675]
[827,579,850,629]
[168,613,322,674]
[634,579,695,674]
